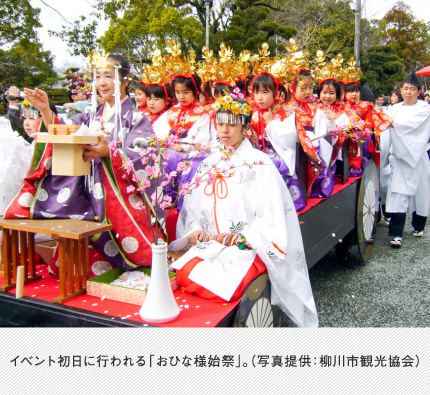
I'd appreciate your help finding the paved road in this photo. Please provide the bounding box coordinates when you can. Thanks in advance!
[308,213,430,327]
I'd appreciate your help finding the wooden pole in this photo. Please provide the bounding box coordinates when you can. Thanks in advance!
[16,266,25,298]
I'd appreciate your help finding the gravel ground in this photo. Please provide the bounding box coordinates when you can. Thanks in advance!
[308,213,430,327]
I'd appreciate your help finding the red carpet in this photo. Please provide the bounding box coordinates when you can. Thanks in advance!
[0,264,240,327]
[297,176,360,214]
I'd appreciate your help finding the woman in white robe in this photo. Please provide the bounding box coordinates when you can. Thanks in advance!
[169,96,319,327]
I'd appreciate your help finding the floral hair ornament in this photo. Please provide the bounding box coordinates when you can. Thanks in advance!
[215,95,252,125]
[21,98,40,119]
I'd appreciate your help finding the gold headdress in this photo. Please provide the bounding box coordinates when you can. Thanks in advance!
[252,41,303,85]
[196,46,217,84]
[314,52,345,86]
[164,38,196,79]
[83,50,112,78]
[197,43,243,86]
[284,39,311,83]
[141,49,171,85]
[237,49,252,79]
[342,57,362,84]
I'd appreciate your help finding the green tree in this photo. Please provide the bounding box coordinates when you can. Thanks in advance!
[361,45,405,95]
[0,39,56,89]
[50,0,296,72]
[0,0,41,46]
[377,1,430,71]
[49,15,99,58]
[99,0,204,74]
[271,0,356,56]
[214,0,296,54]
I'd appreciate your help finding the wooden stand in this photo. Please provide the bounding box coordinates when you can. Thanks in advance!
[0,218,112,304]
[37,125,99,176]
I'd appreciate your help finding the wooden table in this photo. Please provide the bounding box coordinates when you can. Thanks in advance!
[0,218,112,304]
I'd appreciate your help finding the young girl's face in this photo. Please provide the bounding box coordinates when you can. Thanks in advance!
[174,82,195,107]
[345,89,360,103]
[320,84,337,106]
[135,88,147,108]
[253,86,275,110]
[294,76,313,103]
[147,93,166,114]
[199,92,207,106]
[22,111,39,137]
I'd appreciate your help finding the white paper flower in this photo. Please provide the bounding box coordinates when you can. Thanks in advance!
[69,214,85,220]
[136,169,148,182]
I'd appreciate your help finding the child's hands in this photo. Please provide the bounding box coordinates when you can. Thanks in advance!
[325,108,337,121]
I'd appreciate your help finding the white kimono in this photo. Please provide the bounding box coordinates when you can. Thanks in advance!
[0,117,34,215]
[152,111,214,147]
[385,101,430,216]
[265,109,344,173]
[169,138,319,327]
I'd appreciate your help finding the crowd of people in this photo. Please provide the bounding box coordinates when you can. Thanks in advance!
[1,41,429,327]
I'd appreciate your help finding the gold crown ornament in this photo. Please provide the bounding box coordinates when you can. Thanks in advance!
[252,42,301,85]
[196,46,217,84]
[82,50,112,78]
[214,43,241,84]
[164,38,196,79]
[237,49,252,79]
[342,57,362,84]
[286,42,311,84]
[141,49,171,85]
[314,52,346,86]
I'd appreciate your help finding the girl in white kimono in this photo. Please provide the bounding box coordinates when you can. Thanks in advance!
[169,96,319,327]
